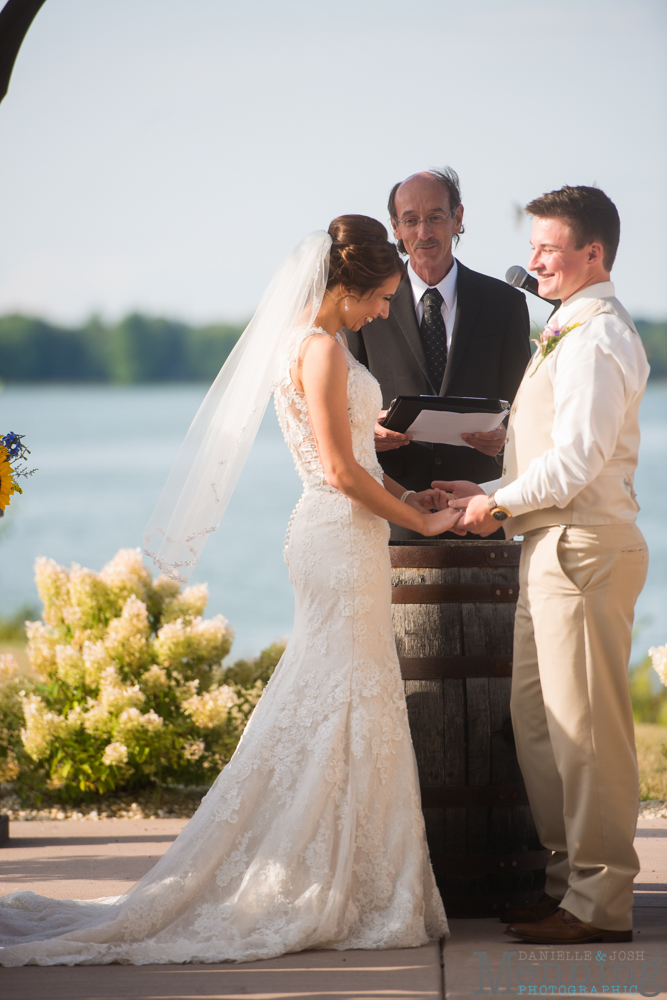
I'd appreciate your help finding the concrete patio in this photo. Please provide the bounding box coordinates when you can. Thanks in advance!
[0,816,664,999]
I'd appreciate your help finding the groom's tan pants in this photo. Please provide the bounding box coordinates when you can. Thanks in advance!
[511,523,648,931]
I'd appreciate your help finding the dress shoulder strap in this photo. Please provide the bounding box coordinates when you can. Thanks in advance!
[294,325,337,346]
[291,327,344,360]
[278,327,339,390]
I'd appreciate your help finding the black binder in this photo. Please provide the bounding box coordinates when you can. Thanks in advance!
[382,396,509,435]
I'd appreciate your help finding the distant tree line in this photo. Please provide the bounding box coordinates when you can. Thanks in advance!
[0,313,666,382]
[0,314,246,382]
[635,320,667,379]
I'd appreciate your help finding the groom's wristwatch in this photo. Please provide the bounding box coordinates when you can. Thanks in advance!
[487,494,512,522]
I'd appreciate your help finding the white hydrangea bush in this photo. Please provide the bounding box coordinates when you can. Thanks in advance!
[4,549,282,803]
[648,645,667,688]
[0,654,25,783]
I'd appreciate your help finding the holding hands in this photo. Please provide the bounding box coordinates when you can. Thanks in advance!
[429,480,503,537]
[403,486,467,536]
[404,487,450,513]
[430,480,485,502]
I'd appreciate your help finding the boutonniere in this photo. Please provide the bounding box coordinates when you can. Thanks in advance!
[530,322,580,376]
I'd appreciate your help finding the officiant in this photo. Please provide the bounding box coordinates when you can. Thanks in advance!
[346,168,530,539]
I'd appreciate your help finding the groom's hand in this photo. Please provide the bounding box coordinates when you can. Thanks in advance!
[431,480,485,500]
[449,494,498,536]
[425,488,469,534]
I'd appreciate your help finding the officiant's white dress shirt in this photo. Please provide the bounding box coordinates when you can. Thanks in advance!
[408,259,458,349]
[483,281,650,519]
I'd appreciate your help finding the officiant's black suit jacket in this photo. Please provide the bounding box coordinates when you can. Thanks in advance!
[346,262,531,491]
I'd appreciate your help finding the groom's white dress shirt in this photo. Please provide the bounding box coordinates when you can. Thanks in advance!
[407,259,458,349]
[483,281,649,523]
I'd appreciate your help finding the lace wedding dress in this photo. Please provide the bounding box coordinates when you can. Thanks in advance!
[0,329,448,966]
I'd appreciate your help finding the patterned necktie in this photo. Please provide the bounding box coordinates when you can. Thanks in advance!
[419,287,448,389]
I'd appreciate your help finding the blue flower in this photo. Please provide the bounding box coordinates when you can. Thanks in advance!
[1,432,23,459]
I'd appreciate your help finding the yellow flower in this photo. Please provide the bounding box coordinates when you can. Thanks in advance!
[0,448,20,512]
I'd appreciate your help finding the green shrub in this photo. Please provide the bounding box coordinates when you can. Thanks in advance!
[0,549,284,804]
[0,655,29,784]
[222,642,287,688]
[0,606,37,643]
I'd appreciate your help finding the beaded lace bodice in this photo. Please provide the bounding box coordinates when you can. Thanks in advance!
[274,328,384,490]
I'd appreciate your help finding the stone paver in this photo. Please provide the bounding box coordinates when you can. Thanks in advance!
[0,818,188,899]
[0,816,664,998]
[0,945,444,1000]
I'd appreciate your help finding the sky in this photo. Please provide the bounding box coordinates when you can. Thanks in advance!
[0,0,665,328]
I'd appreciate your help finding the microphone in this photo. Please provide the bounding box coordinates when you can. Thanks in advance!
[505,266,560,308]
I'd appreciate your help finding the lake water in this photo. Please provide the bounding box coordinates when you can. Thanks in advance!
[1,382,666,662]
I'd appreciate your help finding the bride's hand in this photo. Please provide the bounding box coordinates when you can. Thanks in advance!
[405,488,447,512]
[419,507,465,537]
[429,489,453,511]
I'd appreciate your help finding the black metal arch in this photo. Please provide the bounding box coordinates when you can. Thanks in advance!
[0,0,47,105]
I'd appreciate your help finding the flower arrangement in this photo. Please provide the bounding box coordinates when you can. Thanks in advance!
[649,645,667,688]
[0,548,284,803]
[0,432,36,514]
[530,322,580,376]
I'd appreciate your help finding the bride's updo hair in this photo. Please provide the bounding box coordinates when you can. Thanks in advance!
[327,215,405,293]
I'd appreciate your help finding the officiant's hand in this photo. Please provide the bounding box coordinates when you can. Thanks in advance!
[461,425,506,456]
[374,410,412,451]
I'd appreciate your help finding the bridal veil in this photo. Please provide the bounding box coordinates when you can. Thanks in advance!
[143,231,332,582]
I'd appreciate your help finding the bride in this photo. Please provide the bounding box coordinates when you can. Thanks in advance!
[0,215,462,966]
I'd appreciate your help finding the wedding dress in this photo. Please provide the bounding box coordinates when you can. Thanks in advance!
[0,328,448,966]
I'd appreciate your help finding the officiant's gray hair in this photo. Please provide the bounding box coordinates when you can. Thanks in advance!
[388,167,465,253]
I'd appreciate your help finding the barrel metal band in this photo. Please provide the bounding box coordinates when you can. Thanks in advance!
[392,583,518,603]
[400,656,513,679]
[420,784,529,808]
[434,848,551,877]
[441,890,546,917]
[389,542,521,569]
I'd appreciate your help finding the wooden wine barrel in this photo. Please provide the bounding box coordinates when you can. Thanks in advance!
[390,539,550,918]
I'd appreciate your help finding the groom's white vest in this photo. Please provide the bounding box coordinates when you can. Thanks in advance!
[501,297,642,539]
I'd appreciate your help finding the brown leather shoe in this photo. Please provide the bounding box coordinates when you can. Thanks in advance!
[500,892,561,924]
[505,907,632,944]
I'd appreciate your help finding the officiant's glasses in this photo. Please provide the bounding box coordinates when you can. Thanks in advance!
[397,210,455,231]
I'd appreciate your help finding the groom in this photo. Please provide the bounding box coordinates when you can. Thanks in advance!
[439,185,649,943]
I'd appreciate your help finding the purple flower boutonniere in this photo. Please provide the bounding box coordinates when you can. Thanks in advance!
[530,322,580,377]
